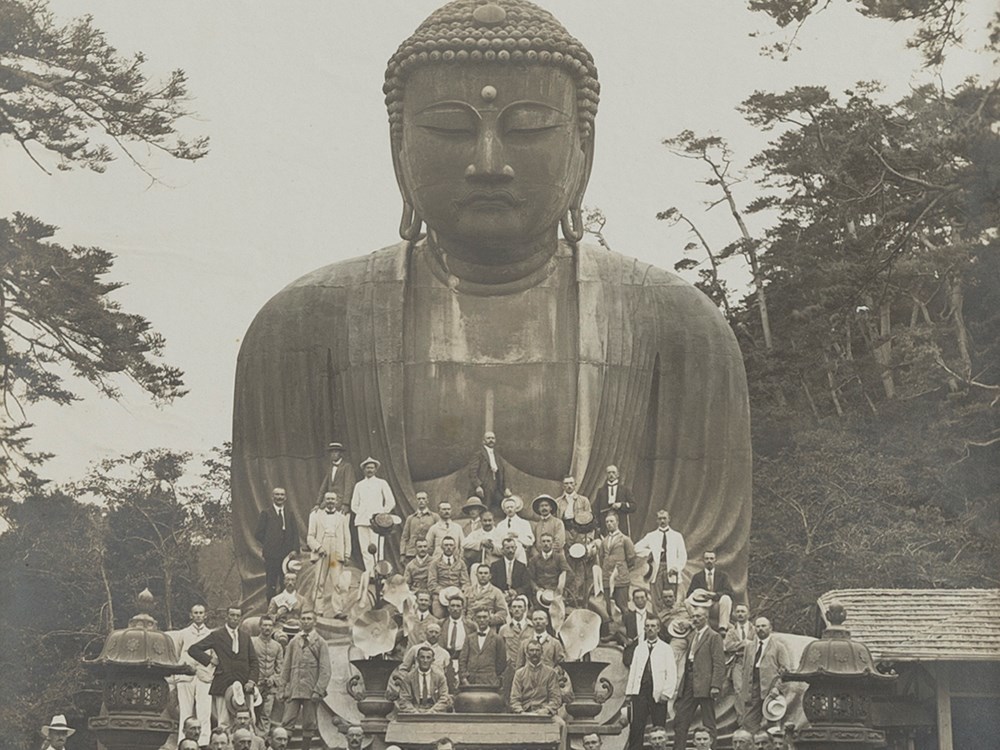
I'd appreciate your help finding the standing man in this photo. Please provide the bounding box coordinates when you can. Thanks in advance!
[307,492,351,610]
[686,551,735,633]
[598,512,636,630]
[725,604,756,725]
[490,537,531,602]
[594,465,636,537]
[463,563,509,628]
[189,605,259,728]
[425,501,465,554]
[395,646,452,714]
[172,603,214,747]
[251,615,284,735]
[316,441,356,509]
[404,539,434,594]
[401,491,439,564]
[468,431,507,512]
[624,617,677,750]
[441,595,469,688]
[635,510,688,615]
[739,617,793,732]
[671,607,725,750]
[280,611,331,750]
[255,487,300,604]
[510,639,563,716]
[555,477,591,533]
[459,609,507,687]
[350,457,395,572]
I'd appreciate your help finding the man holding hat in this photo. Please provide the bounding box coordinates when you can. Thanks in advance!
[428,536,471,618]
[40,715,74,750]
[189,605,259,728]
[401,491,439,564]
[635,510,688,616]
[494,496,534,564]
[738,617,792,732]
[350,457,395,572]
[267,572,303,623]
[685,551,735,633]
[555,477,592,533]
[307,492,351,611]
[462,508,500,569]
[528,532,570,596]
[255,487,300,604]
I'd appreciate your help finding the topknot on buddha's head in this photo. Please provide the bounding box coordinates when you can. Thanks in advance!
[383,0,600,143]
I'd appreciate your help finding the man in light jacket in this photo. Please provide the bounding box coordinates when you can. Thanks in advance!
[280,611,331,750]
[624,616,677,750]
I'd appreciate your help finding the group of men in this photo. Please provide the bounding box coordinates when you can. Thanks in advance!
[169,604,331,750]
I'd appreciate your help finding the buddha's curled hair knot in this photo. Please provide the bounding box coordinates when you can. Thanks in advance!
[384,0,599,143]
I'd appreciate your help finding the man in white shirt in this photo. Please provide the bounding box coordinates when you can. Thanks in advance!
[171,603,214,747]
[350,457,395,571]
[493,497,534,564]
[463,510,501,569]
[635,510,688,615]
[468,431,508,512]
[441,595,468,687]
[624,617,677,750]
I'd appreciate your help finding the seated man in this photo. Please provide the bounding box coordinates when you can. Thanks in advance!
[527,532,570,596]
[459,609,506,687]
[510,639,562,716]
[208,728,230,750]
[441,595,469,686]
[686,551,734,633]
[490,537,531,602]
[396,646,452,713]
[268,573,303,623]
[230,710,265,750]
[518,609,566,668]
[269,727,291,750]
[404,539,434,594]
[428,536,471,618]
[232,728,256,750]
[498,596,532,701]
[462,564,509,629]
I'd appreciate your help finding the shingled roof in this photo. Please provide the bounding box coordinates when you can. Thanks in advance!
[817,588,1000,662]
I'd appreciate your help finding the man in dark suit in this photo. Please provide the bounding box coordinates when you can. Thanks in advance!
[459,610,507,687]
[316,441,356,506]
[468,431,507,513]
[671,607,725,749]
[188,605,259,727]
[490,537,531,602]
[255,487,300,603]
[594,465,637,537]
[685,551,735,633]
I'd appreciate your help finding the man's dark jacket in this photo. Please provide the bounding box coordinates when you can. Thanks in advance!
[189,627,259,696]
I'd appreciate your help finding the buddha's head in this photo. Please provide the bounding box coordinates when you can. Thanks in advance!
[385,0,599,256]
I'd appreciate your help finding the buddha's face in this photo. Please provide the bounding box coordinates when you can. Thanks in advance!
[399,64,586,250]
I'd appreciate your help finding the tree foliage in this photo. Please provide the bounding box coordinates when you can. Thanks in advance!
[0,0,208,175]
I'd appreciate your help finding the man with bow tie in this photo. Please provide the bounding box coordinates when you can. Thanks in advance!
[624,616,677,750]
[401,492,439,565]
[595,465,637,537]
[171,603,215,747]
[254,487,300,604]
[635,510,688,615]
[188,605,259,728]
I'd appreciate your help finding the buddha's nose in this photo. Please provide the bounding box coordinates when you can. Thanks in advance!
[465,129,514,182]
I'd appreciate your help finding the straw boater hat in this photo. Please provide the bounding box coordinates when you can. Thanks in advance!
[687,588,713,607]
[462,496,487,514]
[282,618,302,637]
[532,494,557,515]
[371,512,401,536]
[224,682,262,716]
[536,589,557,608]
[568,542,588,560]
[282,552,304,576]
[501,494,524,513]
[571,508,595,532]
[667,619,694,639]
[327,441,345,451]
[360,456,381,470]
[438,585,463,607]
[41,716,75,739]
[763,693,788,722]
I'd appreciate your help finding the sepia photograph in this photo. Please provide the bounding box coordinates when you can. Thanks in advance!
[1,1,998,748]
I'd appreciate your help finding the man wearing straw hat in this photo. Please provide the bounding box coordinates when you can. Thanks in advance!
[350,457,395,572]
[40,715,74,750]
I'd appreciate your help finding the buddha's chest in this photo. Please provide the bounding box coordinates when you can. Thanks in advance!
[402,253,578,480]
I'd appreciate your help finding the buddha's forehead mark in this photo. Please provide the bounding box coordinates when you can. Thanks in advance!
[481,85,497,102]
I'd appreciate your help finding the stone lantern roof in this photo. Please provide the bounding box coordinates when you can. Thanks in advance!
[793,601,895,685]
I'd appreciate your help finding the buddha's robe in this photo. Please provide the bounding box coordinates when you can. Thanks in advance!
[233,241,751,608]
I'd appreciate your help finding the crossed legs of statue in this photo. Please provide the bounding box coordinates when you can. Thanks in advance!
[282,699,318,750]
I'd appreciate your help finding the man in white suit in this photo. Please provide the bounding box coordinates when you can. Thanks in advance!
[634,510,687,615]
[350,457,395,571]
[624,616,677,750]
[171,603,214,747]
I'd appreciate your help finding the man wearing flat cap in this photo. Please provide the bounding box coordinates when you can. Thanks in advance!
[350,457,395,572]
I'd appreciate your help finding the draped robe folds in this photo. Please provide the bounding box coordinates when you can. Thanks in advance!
[232,241,751,608]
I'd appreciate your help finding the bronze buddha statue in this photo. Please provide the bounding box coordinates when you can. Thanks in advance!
[232,0,751,607]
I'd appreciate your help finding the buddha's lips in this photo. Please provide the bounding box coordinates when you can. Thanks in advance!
[454,190,523,208]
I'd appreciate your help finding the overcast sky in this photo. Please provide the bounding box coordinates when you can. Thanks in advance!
[3,1,996,484]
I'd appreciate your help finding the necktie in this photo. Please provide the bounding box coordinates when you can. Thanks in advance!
[230,628,239,654]
[278,508,285,531]
[449,622,458,651]
[755,640,764,668]
[707,570,714,591]
[513,621,522,633]
[506,562,512,587]
[610,484,616,502]
[661,530,669,563]
[537,635,544,644]
[422,672,429,702]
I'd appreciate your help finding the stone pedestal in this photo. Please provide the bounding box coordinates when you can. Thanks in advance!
[384,713,564,749]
